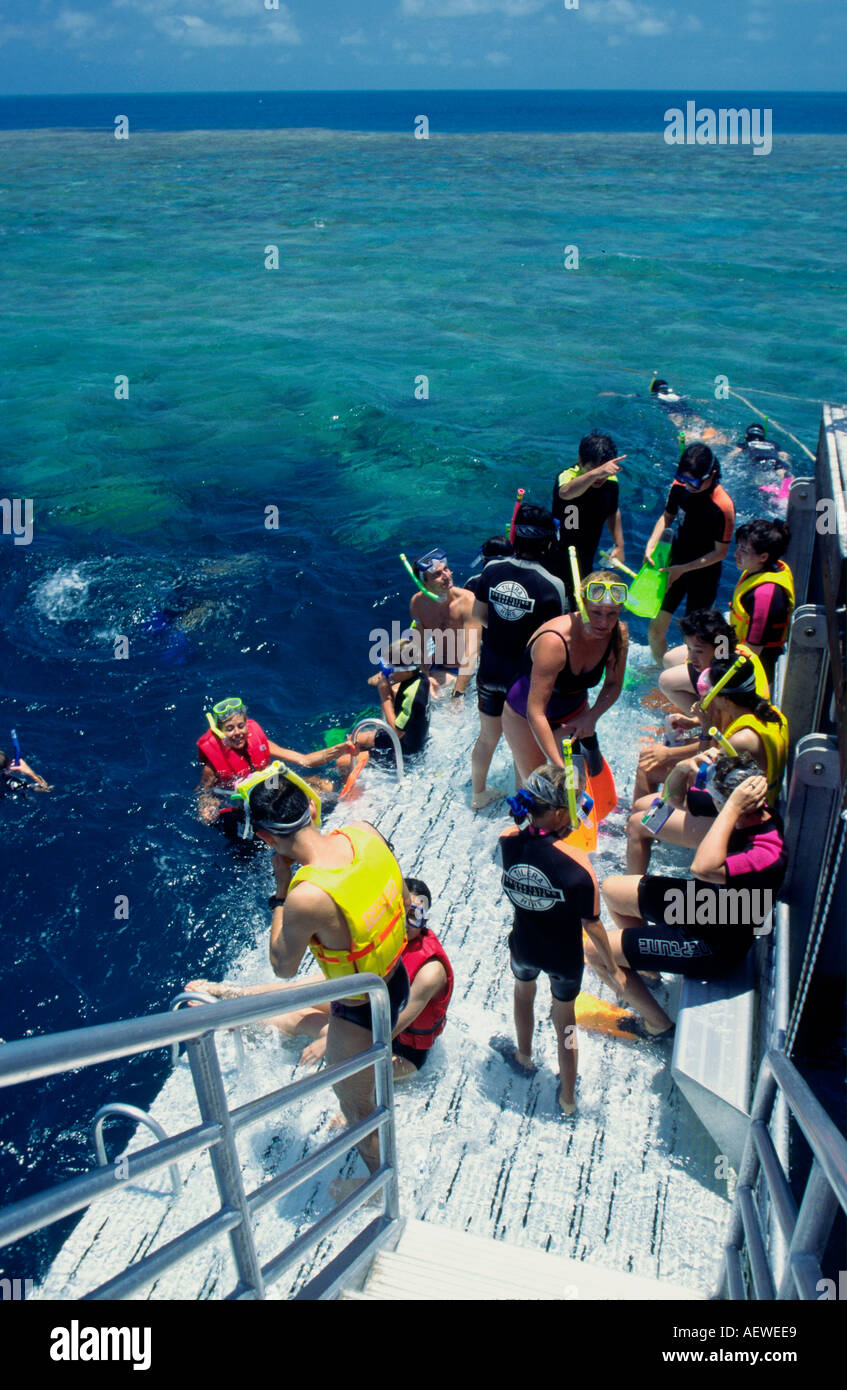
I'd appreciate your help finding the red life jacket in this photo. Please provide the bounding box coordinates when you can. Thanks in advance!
[196,719,271,785]
[396,929,454,1051]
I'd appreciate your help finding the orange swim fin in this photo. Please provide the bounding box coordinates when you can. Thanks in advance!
[574,991,641,1041]
[565,802,598,852]
[587,758,617,822]
[339,750,369,799]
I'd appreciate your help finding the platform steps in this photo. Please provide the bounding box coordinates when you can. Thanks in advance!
[340,1219,706,1301]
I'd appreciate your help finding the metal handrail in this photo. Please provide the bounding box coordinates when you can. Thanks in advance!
[719,1048,847,1299]
[91,1103,181,1198]
[169,990,246,1070]
[349,719,404,780]
[0,973,401,1301]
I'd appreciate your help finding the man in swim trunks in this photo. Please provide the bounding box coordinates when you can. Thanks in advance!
[589,756,786,1028]
[550,431,626,602]
[471,504,567,808]
[248,771,411,1177]
[499,764,628,1114]
[186,880,453,1083]
[409,548,481,698]
[643,444,735,662]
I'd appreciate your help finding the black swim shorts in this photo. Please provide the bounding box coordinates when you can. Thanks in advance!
[509,953,583,1003]
[661,567,721,618]
[330,962,410,1033]
[392,1038,428,1071]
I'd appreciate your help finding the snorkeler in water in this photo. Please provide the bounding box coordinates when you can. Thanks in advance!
[0,730,51,798]
[196,696,354,826]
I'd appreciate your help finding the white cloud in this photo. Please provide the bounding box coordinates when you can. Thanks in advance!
[583,0,671,37]
[339,29,369,47]
[484,50,510,65]
[55,9,98,38]
[111,0,300,45]
[401,0,545,17]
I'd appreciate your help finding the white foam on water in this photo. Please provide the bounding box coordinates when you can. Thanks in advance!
[32,566,91,622]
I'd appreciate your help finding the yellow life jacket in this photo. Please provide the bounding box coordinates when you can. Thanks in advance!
[730,562,795,648]
[290,824,407,1000]
[725,708,789,805]
[736,642,771,700]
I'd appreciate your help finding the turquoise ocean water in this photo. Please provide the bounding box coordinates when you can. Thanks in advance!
[1,96,845,1276]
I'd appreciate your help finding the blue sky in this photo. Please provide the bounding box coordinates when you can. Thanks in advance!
[1,0,844,94]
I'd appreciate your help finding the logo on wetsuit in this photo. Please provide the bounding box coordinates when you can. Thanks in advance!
[489,581,535,622]
[636,937,713,959]
[502,864,565,912]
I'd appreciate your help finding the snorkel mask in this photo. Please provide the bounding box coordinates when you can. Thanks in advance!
[506,751,593,829]
[698,655,747,712]
[228,761,322,841]
[400,551,443,602]
[406,902,429,930]
[206,697,246,740]
[585,580,627,606]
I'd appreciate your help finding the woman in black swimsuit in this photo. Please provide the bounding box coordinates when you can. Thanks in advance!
[501,570,629,782]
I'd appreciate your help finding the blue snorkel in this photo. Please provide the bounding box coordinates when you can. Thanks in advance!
[10,728,21,767]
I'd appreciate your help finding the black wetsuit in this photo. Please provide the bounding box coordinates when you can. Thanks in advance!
[743,440,782,468]
[661,481,735,616]
[624,814,787,978]
[476,558,567,717]
[500,825,601,1001]
[373,671,430,757]
[551,477,619,597]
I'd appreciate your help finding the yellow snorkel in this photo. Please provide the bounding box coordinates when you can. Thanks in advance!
[568,546,589,626]
[699,655,746,712]
[709,727,738,757]
[205,712,228,741]
[561,737,580,829]
[230,760,322,840]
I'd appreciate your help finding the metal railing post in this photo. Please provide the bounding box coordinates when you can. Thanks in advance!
[186,1031,265,1300]
[778,1160,839,1300]
[91,1104,181,1198]
[349,719,404,780]
[370,981,400,1223]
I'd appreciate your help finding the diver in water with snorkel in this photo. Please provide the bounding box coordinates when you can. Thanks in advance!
[196,696,355,829]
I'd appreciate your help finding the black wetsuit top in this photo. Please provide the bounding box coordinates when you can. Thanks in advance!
[550,478,619,589]
[477,557,567,688]
[665,481,735,565]
[500,826,600,976]
[392,672,430,754]
[743,440,782,467]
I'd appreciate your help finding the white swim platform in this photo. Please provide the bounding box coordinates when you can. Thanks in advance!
[37,657,731,1300]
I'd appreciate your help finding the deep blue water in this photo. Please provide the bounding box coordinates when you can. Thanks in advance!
[1,89,844,133]
[0,104,845,1281]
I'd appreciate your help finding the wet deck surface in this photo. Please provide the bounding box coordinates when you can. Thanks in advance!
[39,656,731,1300]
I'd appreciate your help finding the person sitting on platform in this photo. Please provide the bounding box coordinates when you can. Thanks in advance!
[730,519,795,684]
[589,754,786,1032]
[633,609,769,802]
